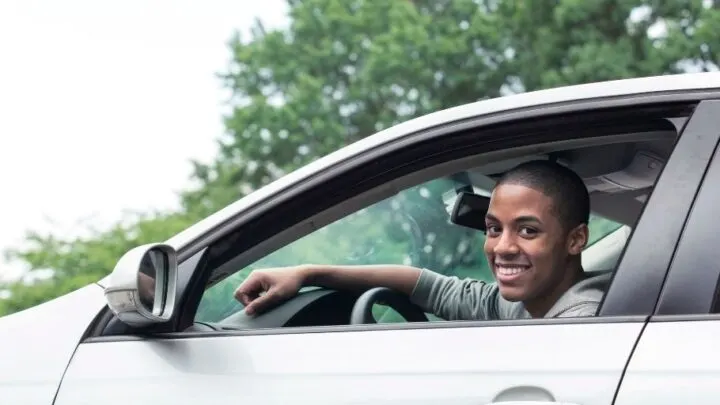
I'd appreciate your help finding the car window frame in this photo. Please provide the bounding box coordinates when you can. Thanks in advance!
[85,97,719,340]
[174,102,696,332]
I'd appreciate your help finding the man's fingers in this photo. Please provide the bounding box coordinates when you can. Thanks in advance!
[244,301,259,316]
[245,290,279,316]
[233,271,287,316]
[234,282,262,304]
[234,291,252,306]
[234,275,264,303]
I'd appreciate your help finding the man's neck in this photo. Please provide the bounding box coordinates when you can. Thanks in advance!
[524,263,584,318]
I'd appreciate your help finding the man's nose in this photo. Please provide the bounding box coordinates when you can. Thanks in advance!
[493,231,520,255]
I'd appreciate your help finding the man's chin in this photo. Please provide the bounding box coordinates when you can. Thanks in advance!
[497,285,528,302]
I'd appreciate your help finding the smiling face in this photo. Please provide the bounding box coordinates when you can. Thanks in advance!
[484,183,587,315]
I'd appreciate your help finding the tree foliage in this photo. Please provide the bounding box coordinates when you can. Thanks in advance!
[2,0,719,317]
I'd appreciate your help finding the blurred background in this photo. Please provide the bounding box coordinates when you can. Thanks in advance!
[0,0,717,316]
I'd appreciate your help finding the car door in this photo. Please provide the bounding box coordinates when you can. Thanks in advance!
[55,99,720,405]
[614,101,720,404]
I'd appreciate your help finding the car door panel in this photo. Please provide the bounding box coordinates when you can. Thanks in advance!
[614,320,720,404]
[55,320,643,405]
[0,284,106,405]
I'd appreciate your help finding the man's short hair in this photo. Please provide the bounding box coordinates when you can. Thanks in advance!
[494,160,590,231]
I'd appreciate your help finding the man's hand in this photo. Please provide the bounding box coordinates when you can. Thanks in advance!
[233,263,422,316]
[234,266,307,316]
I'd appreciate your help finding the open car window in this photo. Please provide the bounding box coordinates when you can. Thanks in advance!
[195,174,624,324]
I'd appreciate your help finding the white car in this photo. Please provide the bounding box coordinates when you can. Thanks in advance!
[3,73,720,405]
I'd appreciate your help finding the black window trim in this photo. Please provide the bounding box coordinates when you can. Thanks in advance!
[651,100,720,318]
[86,97,720,340]
[599,100,720,317]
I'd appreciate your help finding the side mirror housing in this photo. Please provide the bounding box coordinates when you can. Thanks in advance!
[450,191,490,231]
[104,243,178,327]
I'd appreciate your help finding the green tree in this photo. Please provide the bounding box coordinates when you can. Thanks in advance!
[0,211,196,315]
[3,0,719,317]
[195,0,719,204]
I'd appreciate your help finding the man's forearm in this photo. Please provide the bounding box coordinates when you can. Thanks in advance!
[300,264,422,296]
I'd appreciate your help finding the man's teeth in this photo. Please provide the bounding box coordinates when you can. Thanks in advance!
[496,265,528,275]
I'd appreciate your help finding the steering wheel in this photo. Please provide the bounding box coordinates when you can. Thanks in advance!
[350,287,429,324]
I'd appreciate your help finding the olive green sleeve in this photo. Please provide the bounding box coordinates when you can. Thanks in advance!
[409,268,526,321]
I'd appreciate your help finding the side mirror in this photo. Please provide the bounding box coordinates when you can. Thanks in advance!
[450,192,490,231]
[104,243,178,327]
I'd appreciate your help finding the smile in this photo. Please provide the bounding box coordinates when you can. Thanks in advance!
[495,264,531,276]
[497,266,528,275]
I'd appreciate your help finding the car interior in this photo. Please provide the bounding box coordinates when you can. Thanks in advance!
[183,119,682,333]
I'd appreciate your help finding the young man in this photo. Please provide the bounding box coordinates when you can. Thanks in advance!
[234,160,611,320]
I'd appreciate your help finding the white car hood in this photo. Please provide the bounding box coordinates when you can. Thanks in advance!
[0,283,107,405]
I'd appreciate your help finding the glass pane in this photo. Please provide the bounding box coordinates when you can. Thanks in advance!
[195,175,627,324]
[586,214,624,248]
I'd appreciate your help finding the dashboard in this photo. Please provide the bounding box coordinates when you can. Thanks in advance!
[192,288,364,332]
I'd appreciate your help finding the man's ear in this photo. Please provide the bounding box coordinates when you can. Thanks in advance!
[567,223,589,255]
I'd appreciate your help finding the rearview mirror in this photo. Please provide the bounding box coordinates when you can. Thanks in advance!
[104,243,178,327]
[450,192,490,231]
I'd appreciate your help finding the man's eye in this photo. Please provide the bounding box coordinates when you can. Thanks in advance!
[519,227,538,237]
[486,225,501,235]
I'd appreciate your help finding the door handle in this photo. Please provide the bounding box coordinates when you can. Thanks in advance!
[486,402,579,405]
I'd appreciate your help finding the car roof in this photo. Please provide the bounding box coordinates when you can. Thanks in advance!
[166,72,720,250]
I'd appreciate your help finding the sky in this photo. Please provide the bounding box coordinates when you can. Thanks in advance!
[0,0,288,280]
